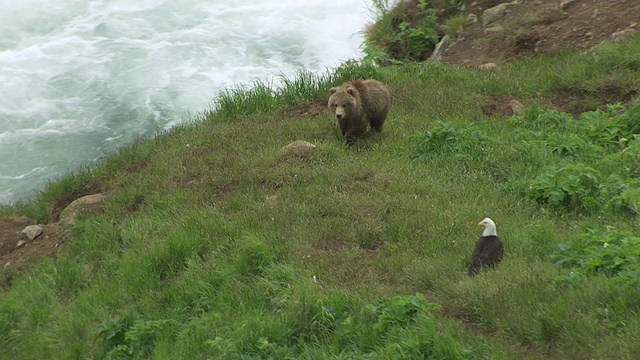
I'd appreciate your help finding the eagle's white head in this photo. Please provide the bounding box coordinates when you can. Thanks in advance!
[478,217,497,237]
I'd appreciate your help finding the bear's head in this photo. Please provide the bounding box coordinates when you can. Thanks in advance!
[328,86,358,120]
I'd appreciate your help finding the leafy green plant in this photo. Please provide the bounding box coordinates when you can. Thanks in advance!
[528,162,602,211]
[580,106,626,149]
[509,107,574,130]
[392,1,440,61]
[542,132,603,159]
[335,294,469,359]
[365,293,439,334]
[364,0,441,63]
[94,317,168,359]
[552,228,640,285]
[412,121,494,162]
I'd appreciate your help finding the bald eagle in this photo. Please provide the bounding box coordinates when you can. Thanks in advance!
[467,217,504,277]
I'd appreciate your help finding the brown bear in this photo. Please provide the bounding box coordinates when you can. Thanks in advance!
[327,79,391,144]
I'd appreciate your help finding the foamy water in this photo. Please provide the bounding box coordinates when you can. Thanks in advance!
[0,0,372,204]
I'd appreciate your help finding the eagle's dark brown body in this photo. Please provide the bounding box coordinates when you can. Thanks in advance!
[467,235,504,276]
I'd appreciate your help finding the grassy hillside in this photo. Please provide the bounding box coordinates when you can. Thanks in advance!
[2,35,640,359]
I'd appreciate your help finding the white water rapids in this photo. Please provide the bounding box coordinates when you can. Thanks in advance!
[0,0,373,204]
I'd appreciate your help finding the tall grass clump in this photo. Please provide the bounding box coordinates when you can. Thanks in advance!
[208,61,384,122]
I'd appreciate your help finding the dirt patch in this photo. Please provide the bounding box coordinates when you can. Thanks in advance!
[441,0,640,68]
[0,216,68,289]
[285,101,327,118]
[479,95,526,118]
[545,81,638,118]
[172,174,207,190]
[214,182,236,203]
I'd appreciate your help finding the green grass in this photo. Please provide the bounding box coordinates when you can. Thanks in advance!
[3,37,640,359]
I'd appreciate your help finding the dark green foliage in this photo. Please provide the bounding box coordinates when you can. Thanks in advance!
[337,293,467,359]
[391,2,440,61]
[411,121,495,163]
[364,0,441,64]
[508,107,574,130]
[505,101,640,214]
[529,162,602,211]
[364,293,439,334]
[94,317,168,359]
[553,228,640,285]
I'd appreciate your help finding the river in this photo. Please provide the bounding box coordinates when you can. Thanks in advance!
[0,0,373,204]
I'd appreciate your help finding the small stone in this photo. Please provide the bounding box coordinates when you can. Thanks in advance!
[479,63,498,70]
[59,193,107,226]
[559,0,576,11]
[429,35,452,62]
[484,25,504,35]
[483,1,519,27]
[508,100,525,115]
[20,225,43,241]
[611,28,637,42]
[16,240,27,249]
[279,140,317,159]
[483,3,509,27]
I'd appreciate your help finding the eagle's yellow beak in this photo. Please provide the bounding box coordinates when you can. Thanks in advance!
[477,221,485,227]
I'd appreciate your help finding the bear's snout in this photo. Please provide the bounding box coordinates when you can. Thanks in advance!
[335,107,345,119]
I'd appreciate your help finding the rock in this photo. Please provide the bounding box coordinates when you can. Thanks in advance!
[484,25,504,36]
[479,63,498,70]
[429,35,452,62]
[508,99,525,115]
[279,140,316,159]
[16,240,27,249]
[559,0,576,11]
[20,225,43,241]
[611,28,637,43]
[483,1,519,28]
[59,193,107,226]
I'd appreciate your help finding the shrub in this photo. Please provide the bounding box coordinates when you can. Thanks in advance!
[552,228,640,286]
[335,293,468,358]
[508,107,574,130]
[412,121,494,163]
[94,317,168,359]
[364,0,441,64]
[528,162,601,211]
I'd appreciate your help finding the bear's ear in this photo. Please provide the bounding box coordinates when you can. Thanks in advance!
[330,87,338,94]
[346,86,355,96]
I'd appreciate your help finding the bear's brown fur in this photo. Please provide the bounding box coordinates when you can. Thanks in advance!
[327,79,391,144]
